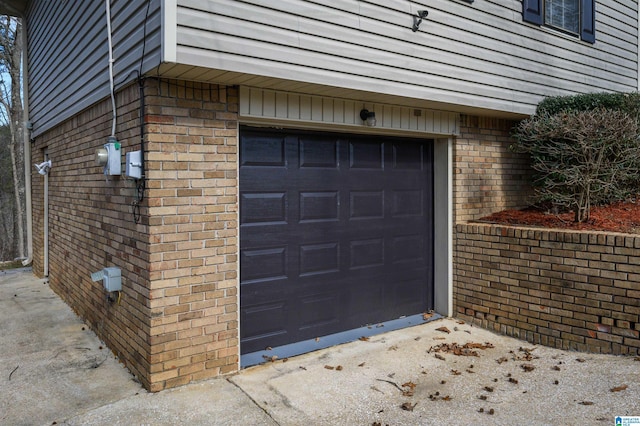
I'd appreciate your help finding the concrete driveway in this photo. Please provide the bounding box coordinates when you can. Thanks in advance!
[2,268,639,425]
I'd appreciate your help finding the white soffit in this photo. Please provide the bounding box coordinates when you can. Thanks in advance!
[239,87,460,137]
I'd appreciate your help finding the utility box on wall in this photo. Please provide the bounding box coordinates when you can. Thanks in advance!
[95,137,122,175]
[102,267,122,292]
[125,150,142,179]
[104,140,121,175]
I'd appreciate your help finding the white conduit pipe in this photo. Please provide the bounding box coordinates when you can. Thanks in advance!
[105,0,117,137]
[43,153,49,276]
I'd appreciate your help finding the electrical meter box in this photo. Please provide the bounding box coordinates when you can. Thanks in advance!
[125,150,142,179]
[104,138,121,175]
[102,267,122,292]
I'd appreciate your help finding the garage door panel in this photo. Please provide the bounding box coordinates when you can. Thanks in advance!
[298,292,342,330]
[349,141,384,169]
[392,190,424,217]
[299,191,340,223]
[391,235,425,264]
[300,137,339,168]
[241,300,289,343]
[349,191,384,220]
[241,134,287,167]
[240,192,288,226]
[349,238,385,270]
[392,143,424,170]
[299,242,340,277]
[240,127,433,354]
[387,278,430,318]
[240,247,288,284]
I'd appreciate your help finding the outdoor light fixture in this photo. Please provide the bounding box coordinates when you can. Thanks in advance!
[412,10,428,32]
[360,109,377,127]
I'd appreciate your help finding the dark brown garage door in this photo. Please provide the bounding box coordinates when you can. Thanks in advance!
[240,127,434,354]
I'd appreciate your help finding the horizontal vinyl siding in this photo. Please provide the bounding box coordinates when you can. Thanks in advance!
[26,0,163,137]
[174,0,637,117]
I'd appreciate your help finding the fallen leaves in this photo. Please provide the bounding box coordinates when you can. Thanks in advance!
[579,401,594,406]
[324,365,344,371]
[436,326,451,334]
[511,347,538,361]
[429,342,495,357]
[359,336,370,342]
[429,393,451,401]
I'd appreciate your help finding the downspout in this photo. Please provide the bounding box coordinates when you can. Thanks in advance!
[43,151,48,276]
[20,17,33,267]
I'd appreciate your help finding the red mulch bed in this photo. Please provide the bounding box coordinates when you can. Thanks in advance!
[477,199,640,234]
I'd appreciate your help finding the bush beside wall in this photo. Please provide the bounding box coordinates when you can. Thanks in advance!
[454,223,640,355]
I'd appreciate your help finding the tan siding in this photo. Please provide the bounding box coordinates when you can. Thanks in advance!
[175,0,638,117]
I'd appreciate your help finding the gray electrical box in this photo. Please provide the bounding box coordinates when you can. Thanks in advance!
[102,267,122,292]
[125,150,142,179]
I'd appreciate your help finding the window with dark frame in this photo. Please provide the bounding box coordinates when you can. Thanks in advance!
[523,0,595,44]
[545,0,579,34]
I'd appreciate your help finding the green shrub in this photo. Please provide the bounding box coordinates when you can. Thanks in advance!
[513,107,640,222]
[536,92,640,117]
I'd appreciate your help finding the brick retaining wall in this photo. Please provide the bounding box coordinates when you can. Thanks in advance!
[454,223,640,354]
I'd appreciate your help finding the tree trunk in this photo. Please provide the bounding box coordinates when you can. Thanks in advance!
[3,17,25,259]
[11,19,25,258]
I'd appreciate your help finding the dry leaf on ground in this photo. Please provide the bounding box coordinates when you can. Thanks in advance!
[401,402,417,411]
[436,326,451,334]
[610,384,628,392]
[402,381,416,396]
[423,312,435,320]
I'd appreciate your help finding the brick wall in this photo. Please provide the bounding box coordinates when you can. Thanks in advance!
[454,115,532,222]
[455,223,640,355]
[32,78,239,391]
[144,80,239,391]
[32,81,151,386]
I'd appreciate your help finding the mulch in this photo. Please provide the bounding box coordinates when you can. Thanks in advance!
[477,199,640,234]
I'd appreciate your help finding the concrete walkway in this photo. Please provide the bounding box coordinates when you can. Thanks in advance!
[1,269,639,425]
